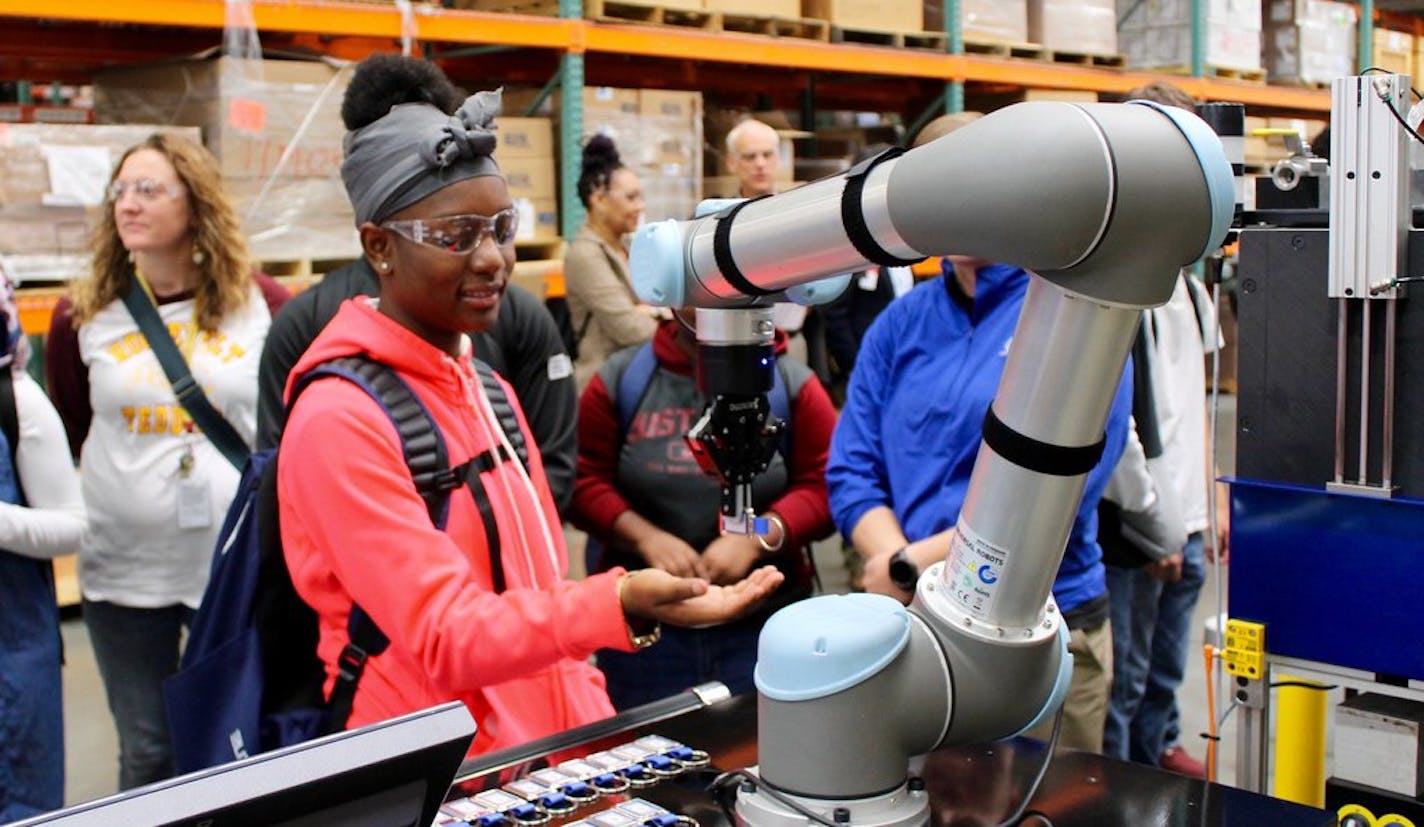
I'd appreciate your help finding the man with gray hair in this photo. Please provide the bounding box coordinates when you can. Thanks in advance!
[725,118,781,198]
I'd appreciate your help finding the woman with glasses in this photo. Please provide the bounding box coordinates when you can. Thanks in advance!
[276,56,782,758]
[564,135,658,390]
[45,134,289,789]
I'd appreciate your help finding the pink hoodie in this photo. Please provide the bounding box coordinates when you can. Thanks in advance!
[279,299,629,757]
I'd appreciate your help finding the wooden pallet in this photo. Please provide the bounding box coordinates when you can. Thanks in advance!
[830,25,947,51]
[1150,64,1268,84]
[719,12,829,41]
[585,0,716,28]
[962,37,1045,60]
[447,0,560,13]
[1044,49,1125,69]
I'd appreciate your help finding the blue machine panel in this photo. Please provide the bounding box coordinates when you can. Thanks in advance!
[1229,478,1424,682]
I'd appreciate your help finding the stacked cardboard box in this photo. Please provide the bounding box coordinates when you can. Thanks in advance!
[1373,28,1413,79]
[964,0,1028,42]
[0,123,201,283]
[94,55,359,264]
[494,117,559,241]
[801,0,920,32]
[1263,0,1357,86]
[1116,0,1263,73]
[510,86,703,224]
[922,0,1026,42]
[1028,0,1116,57]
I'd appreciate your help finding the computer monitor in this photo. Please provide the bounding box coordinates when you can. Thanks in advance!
[14,702,475,827]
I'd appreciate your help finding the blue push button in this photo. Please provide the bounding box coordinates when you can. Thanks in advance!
[643,755,676,772]
[475,815,511,827]
[562,782,594,797]
[508,803,541,821]
[645,815,679,827]
[594,773,621,787]
[538,794,570,811]
[666,747,695,762]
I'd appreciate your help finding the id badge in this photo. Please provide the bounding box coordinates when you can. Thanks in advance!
[176,477,212,529]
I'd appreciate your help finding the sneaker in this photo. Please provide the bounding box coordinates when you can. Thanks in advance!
[1158,746,1206,778]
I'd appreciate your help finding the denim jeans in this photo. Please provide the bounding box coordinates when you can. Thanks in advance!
[595,618,762,711]
[83,600,193,790]
[1103,533,1206,764]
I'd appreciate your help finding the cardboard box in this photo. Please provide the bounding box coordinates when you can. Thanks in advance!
[802,0,921,32]
[0,123,201,276]
[1029,0,1116,55]
[1335,693,1424,798]
[93,55,359,261]
[1121,22,1262,72]
[514,196,559,241]
[639,90,701,121]
[1373,29,1414,79]
[705,0,800,17]
[1118,0,1261,30]
[962,0,1027,42]
[499,155,557,200]
[495,117,553,158]
[95,55,351,182]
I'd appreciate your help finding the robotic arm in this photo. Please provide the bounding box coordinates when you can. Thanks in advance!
[631,101,1233,825]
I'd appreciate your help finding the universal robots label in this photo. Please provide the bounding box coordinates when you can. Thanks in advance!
[943,522,1007,620]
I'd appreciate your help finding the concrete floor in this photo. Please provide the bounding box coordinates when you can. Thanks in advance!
[55,396,1248,811]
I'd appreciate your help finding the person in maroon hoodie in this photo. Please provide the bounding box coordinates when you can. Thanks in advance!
[573,313,838,709]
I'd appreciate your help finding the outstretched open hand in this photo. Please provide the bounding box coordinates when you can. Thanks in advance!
[619,566,784,629]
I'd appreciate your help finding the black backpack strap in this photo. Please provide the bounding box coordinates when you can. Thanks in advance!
[288,355,466,732]
[471,358,528,471]
[121,281,250,471]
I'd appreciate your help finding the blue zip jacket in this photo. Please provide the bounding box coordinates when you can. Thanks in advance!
[827,262,1132,613]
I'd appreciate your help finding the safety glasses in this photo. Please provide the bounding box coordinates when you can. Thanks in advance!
[107,178,185,204]
[381,208,520,255]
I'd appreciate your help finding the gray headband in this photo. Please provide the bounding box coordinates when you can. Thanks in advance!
[341,89,503,226]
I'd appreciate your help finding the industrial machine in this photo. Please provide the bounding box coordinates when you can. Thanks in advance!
[629,98,1234,826]
[1231,72,1424,818]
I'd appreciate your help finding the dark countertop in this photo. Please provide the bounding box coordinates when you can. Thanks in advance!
[451,693,1334,827]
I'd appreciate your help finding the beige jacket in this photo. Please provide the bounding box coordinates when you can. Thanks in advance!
[564,223,656,389]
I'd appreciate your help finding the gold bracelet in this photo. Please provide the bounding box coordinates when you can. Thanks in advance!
[756,514,786,554]
[617,571,662,649]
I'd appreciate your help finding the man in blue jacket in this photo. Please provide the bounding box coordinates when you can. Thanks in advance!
[827,251,1131,753]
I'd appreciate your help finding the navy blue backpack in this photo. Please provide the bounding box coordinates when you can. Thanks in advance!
[163,356,525,773]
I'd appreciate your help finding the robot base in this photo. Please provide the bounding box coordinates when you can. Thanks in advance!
[734,769,929,827]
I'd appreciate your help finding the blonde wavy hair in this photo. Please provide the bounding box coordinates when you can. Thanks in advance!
[72,133,252,332]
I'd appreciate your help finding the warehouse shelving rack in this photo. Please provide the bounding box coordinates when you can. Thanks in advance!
[0,0,1339,237]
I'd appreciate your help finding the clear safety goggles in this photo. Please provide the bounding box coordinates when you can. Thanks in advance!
[381,207,520,254]
[107,178,185,204]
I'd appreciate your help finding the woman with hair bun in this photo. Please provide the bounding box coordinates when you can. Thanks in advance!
[277,54,782,759]
[564,134,655,389]
[45,133,289,789]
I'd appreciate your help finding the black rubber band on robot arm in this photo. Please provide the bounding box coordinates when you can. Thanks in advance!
[981,406,1107,477]
[840,147,924,268]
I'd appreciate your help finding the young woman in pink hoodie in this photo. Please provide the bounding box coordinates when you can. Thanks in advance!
[277,55,782,758]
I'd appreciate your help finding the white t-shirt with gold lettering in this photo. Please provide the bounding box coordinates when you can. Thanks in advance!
[77,286,269,608]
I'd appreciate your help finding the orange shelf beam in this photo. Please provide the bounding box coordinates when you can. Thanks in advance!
[0,0,1333,111]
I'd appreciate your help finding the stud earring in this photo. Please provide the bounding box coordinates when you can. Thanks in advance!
[378,261,391,271]
[191,245,205,267]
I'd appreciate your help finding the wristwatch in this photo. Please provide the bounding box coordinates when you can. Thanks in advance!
[887,547,920,593]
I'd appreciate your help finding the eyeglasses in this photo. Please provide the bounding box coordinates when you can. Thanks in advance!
[107,178,185,204]
[381,208,520,255]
